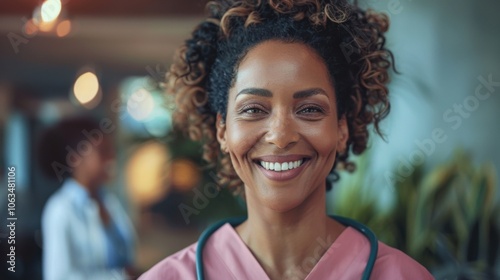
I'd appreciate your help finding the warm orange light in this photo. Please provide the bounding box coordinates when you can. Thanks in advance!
[56,20,71,37]
[171,159,201,192]
[23,19,39,36]
[126,142,171,206]
[38,20,56,32]
[73,71,99,105]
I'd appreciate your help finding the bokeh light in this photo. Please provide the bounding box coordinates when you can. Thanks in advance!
[73,71,101,108]
[23,18,38,36]
[170,159,201,192]
[56,20,71,37]
[32,7,42,25]
[127,88,155,121]
[40,0,62,23]
[126,142,170,207]
[119,77,174,137]
[38,20,56,32]
[143,107,172,137]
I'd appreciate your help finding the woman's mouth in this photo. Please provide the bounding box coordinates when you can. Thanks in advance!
[258,159,305,171]
[253,157,310,182]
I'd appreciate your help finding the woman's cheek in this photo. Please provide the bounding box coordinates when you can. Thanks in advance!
[226,122,262,156]
[304,122,338,158]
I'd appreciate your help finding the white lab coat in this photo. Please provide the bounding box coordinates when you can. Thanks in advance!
[42,178,135,280]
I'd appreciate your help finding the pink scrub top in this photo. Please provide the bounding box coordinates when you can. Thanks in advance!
[140,223,434,279]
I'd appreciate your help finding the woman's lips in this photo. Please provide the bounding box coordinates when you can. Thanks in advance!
[254,158,309,182]
[255,154,307,162]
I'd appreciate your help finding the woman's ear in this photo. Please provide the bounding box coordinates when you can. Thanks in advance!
[337,115,349,153]
[216,113,228,153]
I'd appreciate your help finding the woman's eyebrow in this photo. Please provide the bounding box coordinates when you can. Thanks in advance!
[235,87,328,99]
[235,88,272,99]
[293,88,329,99]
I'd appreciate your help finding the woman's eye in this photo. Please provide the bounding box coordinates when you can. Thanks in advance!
[298,106,323,114]
[239,104,267,115]
[243,108,264,114]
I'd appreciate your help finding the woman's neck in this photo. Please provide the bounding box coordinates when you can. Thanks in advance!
[236,186,345,280]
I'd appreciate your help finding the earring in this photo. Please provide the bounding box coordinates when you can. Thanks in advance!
[221,145,228,154]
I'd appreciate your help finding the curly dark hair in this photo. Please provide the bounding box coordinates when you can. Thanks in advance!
[166,0,394,194]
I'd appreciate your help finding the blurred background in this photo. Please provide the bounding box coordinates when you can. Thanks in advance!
[0,0,498,279]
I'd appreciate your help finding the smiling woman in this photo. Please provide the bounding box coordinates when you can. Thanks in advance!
[140,0,433,279]
[218,41,346,212]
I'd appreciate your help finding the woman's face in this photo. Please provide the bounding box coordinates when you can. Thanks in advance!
[75,136,115,188]
[217,40,348,212]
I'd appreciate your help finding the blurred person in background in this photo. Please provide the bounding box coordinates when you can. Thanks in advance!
[38,116,136,279]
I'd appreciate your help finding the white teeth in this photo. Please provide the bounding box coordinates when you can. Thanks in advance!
[259,159,304,172]
[275,163,281,171]
[282,162,288,171]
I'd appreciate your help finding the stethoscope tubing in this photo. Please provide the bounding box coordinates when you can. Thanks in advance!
[195,215,378,280]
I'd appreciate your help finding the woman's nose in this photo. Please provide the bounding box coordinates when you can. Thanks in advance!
[264,111,299,149]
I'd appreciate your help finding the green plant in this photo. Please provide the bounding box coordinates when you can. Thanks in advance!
[332,150,500,279]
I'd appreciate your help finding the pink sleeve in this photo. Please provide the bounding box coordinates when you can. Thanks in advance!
[371,242,434,280]
[139,243,197,280]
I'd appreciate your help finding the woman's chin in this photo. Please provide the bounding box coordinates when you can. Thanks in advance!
[257,191,308,213]
[244,179,319,213]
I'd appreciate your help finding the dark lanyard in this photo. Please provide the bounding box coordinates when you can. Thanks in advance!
[195,215,378,280]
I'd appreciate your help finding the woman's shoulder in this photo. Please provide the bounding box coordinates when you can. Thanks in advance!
[139,222,242,279]
[372,241,434,280]
[139,242,198,280]
[42,186,73,218]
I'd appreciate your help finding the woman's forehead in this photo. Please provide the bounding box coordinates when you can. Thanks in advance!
[232,41,334,94]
